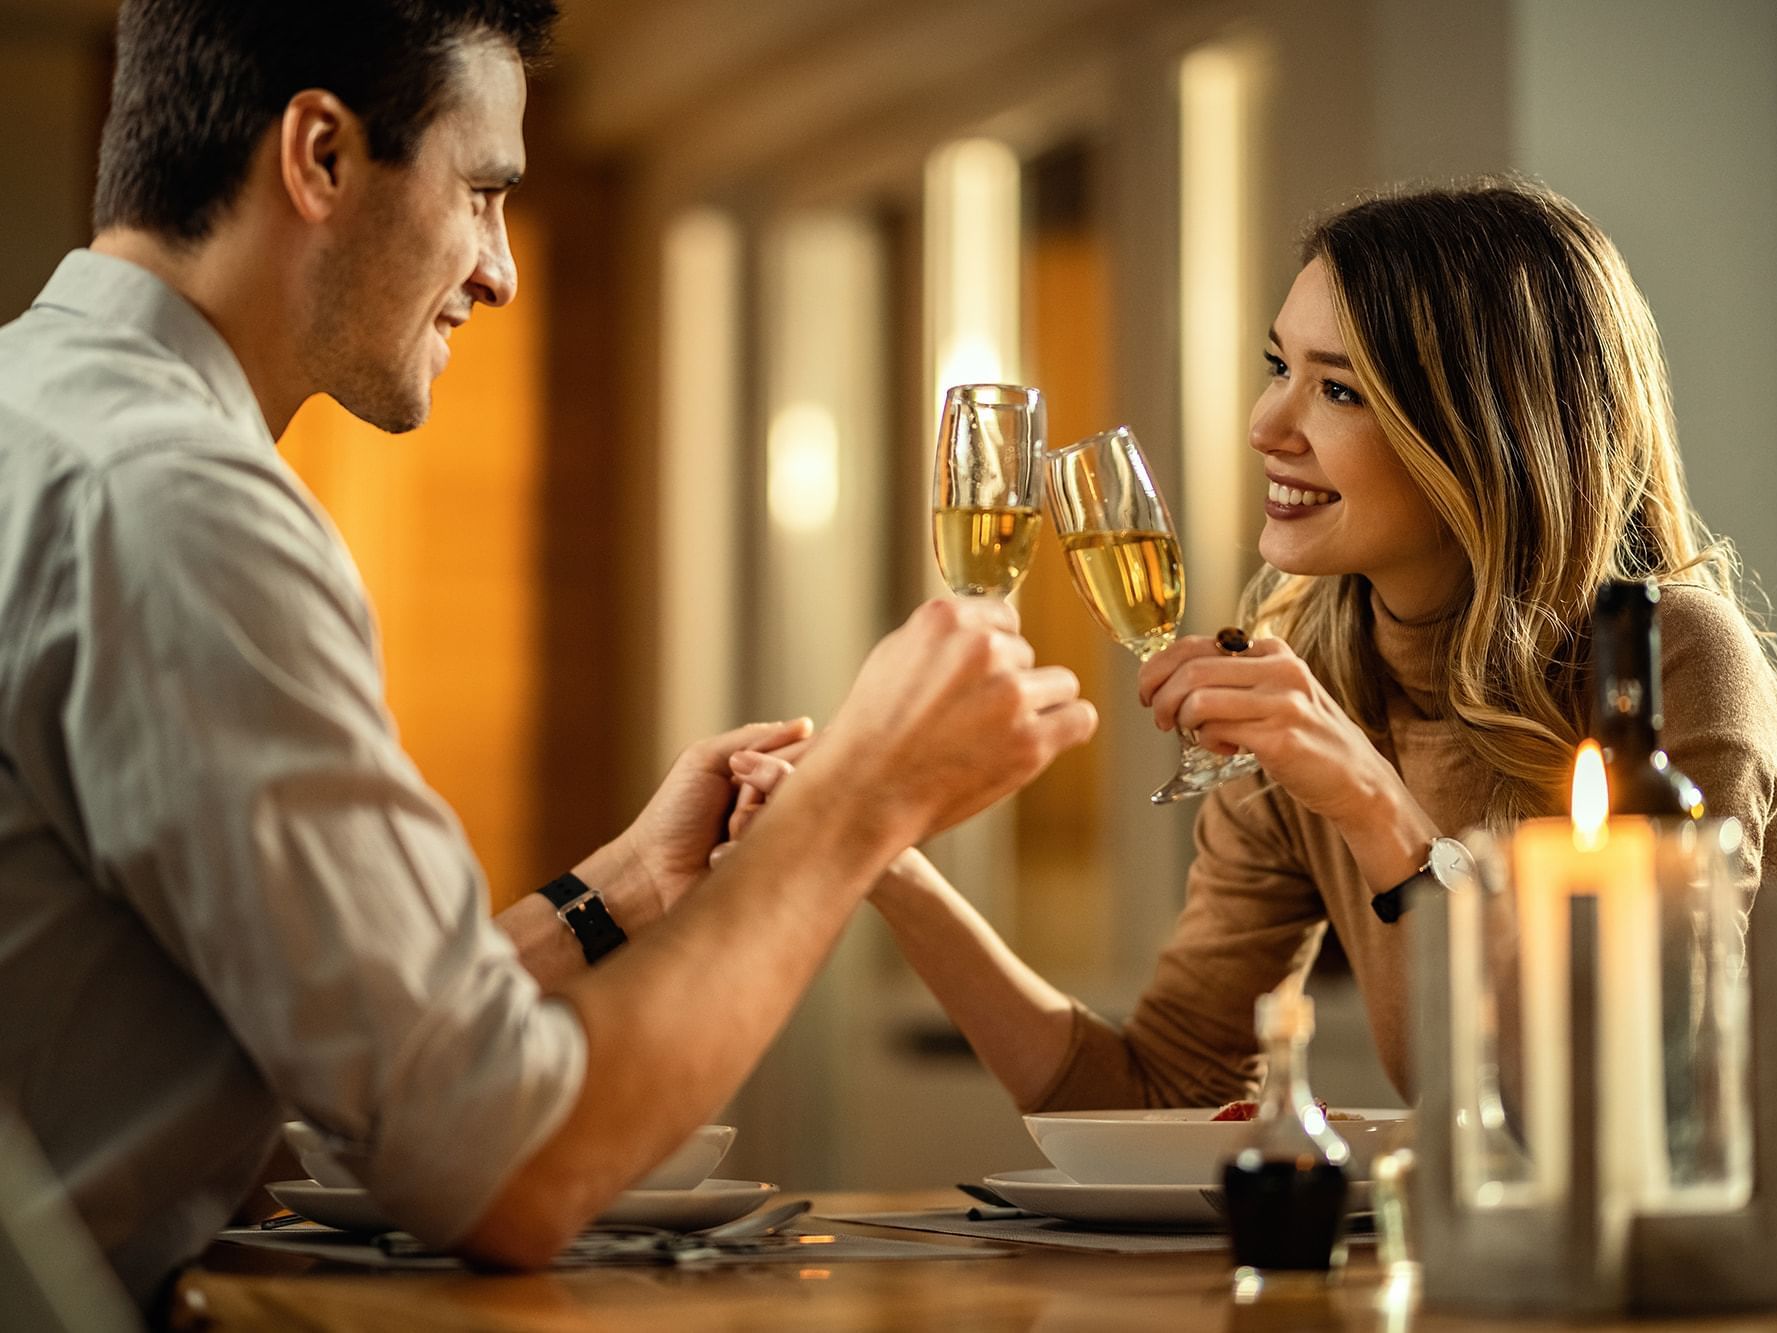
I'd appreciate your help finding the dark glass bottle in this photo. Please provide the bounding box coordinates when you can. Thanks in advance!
[1590,579,1704,819]
[1222,992,1350,1288]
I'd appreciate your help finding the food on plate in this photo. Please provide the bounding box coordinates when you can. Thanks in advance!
[1210,1098,1364,1122]
[1211,1099,1261,1122]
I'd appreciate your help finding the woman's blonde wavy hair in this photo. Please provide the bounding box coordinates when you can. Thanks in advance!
[1241,177,1747,823]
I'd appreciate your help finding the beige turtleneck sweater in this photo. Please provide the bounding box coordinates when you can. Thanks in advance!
[1031,583,1777,1111]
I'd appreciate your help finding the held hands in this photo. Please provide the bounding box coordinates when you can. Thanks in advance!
[728,599,1096,851]
[1136,633,1401,828]
[575,717,813,926]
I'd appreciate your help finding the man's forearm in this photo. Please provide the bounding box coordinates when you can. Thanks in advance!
[494,892,587,992]
[459,761,915,1265]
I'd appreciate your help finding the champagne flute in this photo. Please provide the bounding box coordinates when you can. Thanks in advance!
[932,384,1046,597]
[1045,425,1261,802]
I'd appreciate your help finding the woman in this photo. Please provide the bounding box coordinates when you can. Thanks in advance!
[733,178,1777,1110]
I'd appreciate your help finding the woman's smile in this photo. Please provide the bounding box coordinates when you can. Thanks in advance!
[1264,475,1341,518]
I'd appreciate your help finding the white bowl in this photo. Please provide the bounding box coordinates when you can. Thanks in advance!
[1023,1106,1408,1186]
[634,1124,737,1191]
[282,1120,359,1189]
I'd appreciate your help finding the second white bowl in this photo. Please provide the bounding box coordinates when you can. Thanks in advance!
[1023,1106,1407,1186]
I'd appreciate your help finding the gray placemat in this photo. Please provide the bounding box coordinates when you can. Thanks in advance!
[215,1223,1014,1270]
[816,1209,1234,1254]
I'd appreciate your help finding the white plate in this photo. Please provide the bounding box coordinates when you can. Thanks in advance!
[983,1168,1371,1231]
[595,1179,777,1231]
[268,1177,778,1236]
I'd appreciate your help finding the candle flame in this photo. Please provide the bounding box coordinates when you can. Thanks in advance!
[1571,740,1609,850]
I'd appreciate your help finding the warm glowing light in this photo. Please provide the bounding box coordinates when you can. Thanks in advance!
[1178,43,1254,629]
[659,209,742,771]
[924,137,1020,437]
[768,402,841,532]
[1571,740,1609,850]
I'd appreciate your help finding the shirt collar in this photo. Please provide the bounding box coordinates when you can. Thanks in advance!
[32,248,276,452]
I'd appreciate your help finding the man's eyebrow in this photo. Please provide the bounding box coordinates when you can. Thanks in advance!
[1265,325,1352,370]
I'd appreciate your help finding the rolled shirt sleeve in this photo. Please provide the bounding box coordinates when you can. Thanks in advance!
[62,442,584,1246]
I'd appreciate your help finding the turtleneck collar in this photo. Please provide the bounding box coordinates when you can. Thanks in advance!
[1368,583,1458,717]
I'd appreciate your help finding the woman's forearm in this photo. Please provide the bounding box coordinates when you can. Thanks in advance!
[871,849,1079,1109]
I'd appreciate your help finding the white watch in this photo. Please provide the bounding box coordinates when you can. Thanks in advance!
[1370,836,1476,924]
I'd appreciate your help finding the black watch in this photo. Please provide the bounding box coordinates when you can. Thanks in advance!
[537,873,628,965]
[1370,836,1476,924]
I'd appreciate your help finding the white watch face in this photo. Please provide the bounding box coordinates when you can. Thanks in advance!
[1427,836,1477,892]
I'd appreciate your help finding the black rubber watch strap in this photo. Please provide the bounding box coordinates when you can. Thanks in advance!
[538,872,589,911]
[537,873,628,965]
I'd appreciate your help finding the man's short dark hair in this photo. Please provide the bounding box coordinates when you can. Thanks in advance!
[92,0,560,243]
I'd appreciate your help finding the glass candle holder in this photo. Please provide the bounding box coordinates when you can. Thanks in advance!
[1452,818,1751,1213]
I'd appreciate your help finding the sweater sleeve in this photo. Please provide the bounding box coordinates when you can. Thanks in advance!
[1654,584,1777,915]
[1028,776,1327,1111]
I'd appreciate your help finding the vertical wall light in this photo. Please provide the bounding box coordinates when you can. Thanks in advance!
[921,136,1023,923]
[659,210,742,771]
[1178,43,1256,631]
[924,138,1023,435]
[761,214,888,721]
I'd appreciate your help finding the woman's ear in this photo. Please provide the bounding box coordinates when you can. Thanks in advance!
[279,89,359,224]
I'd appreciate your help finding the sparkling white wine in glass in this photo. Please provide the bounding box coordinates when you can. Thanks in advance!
[934,505,1042,598]
[1059,529,1185,656]
[932,384,1046,597]
[1046,426,1261,803]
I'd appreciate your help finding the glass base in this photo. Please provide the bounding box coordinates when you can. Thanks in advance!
[1150,746,1261,804]
[1231,1265,1345,1305]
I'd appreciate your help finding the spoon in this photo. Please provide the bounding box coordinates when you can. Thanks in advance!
[697,1198,811,1242]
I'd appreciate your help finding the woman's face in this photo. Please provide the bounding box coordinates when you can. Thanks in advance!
[1249,259,1468,620]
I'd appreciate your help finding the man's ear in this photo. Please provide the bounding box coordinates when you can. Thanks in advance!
[279,89,361,224]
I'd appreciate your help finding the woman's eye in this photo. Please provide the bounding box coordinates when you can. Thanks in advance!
[1323,378,1364,406]
[1262,351,1287,379]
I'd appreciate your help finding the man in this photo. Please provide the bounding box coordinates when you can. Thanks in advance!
[0,0,1096,1304]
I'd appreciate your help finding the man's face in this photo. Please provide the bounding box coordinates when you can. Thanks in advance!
[305,37,528,433]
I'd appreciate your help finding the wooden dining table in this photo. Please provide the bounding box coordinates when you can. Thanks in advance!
[164,1187,1775,1332]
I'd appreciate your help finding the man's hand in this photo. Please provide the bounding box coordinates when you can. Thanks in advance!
[797,598,1097,846]
[573,717,812,929]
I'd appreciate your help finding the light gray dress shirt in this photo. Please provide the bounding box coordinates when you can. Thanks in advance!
[0,251,587,1304]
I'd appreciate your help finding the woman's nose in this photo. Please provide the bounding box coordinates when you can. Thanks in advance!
[1248,385,1306,457]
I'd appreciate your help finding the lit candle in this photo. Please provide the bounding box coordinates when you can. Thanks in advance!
[1511,742,1667,1206]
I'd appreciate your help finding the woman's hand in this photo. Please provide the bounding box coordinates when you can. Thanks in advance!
[719,737,813,859]
[1137,634,1403,830]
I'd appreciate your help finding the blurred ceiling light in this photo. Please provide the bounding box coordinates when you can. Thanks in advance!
[925,137,1021,433]
[767,401,841,532]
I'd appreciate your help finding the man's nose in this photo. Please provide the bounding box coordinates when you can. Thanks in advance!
[469,219,518,308]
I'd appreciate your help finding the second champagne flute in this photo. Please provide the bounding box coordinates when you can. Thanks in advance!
[1045,425,1261,803]
[932,383,1045,598]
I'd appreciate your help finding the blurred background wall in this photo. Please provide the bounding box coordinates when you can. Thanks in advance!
[2,0,1773,1189]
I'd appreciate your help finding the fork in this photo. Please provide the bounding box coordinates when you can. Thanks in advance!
[955,1182,1017,1209]
[955,1182,1037,1220]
